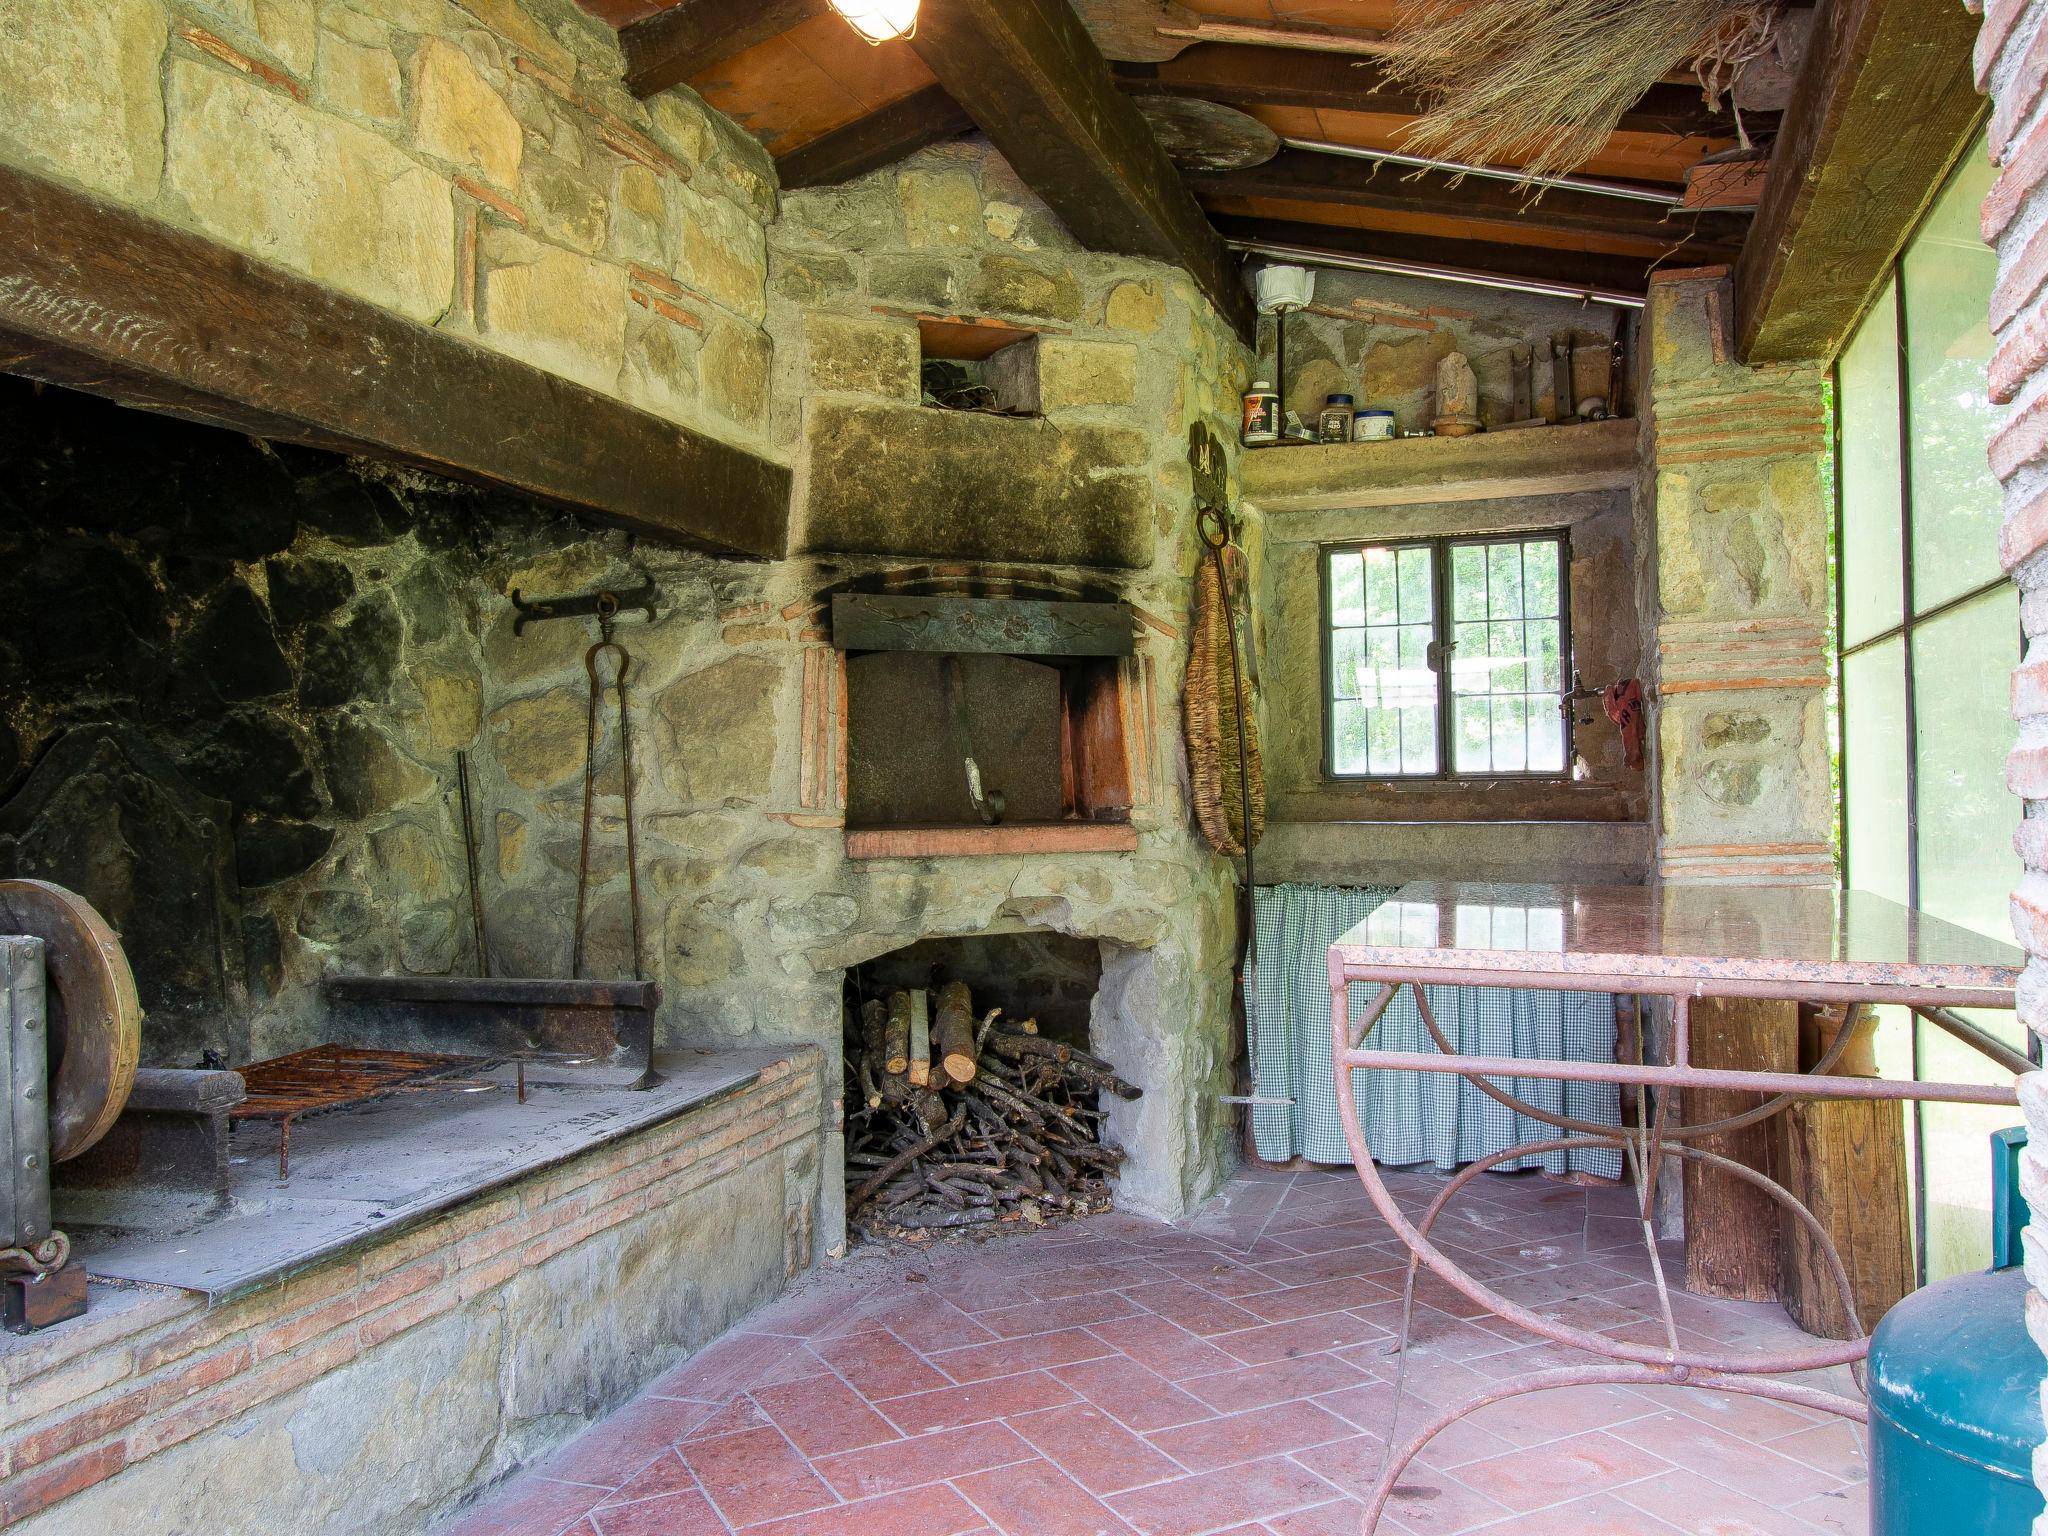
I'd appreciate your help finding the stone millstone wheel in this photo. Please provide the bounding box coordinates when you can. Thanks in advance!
[0,880,142,1162]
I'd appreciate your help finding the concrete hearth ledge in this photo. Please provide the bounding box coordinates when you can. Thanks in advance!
[63,1047,789,1303]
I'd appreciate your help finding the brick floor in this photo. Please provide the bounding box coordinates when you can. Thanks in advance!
[439,1166,1868,1536]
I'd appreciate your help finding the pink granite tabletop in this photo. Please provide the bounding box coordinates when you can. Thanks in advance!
[1330,881,2024,998]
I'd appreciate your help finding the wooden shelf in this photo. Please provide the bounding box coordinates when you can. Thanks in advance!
[844,822,1139,860]
[1241,417,1637,513]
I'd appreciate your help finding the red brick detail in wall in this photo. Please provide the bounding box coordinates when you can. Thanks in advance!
[797,644,846,815]
[0,1060,819,1528]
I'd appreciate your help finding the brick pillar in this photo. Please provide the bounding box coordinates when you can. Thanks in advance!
[1641,266,1835,887]
[1976,0,2048,1514]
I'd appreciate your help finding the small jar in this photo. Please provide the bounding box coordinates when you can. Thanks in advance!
[1318,393,1356,443]
[1242,382,1279,445]
[1353,408,1396,442]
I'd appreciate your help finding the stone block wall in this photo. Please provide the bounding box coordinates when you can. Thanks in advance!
[1640,267,1834,885]
[1973,0,2048,1510]
[0,0,779,448]
[0,1050,822,1533]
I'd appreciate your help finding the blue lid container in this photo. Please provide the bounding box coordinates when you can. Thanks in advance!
[1868,1266,2046,1533]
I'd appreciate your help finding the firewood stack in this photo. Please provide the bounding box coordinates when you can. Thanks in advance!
[844,979,1140,1239]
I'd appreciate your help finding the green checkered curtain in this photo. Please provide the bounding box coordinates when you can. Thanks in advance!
[1250,882,1623,1178]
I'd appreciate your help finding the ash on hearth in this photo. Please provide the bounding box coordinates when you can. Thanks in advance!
[843,979,1139,1240]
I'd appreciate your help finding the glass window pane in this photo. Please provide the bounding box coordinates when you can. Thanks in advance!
[1487,543,1523,619]
[1842,638,1909,904]
[1330,551,1364,627]
[1523,540,1560,618]
[1448,536,1566,775]
[1398,546,1432,624]
[1919,1021,2027,1283]
[1904,132,2002,613]
[1840,281,1903,648]
[1333,543,1437,777]
[1912,585,2022,944]
[1365,547,1399,626]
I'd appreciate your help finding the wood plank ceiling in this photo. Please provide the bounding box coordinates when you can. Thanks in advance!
[575,0,1784,302]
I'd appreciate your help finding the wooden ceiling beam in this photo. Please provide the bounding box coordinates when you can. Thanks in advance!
[777,84,976,189]
[621,0,825,99]
[1733,0,1984,363]
[906,0,1256,338]
[1188,152,1749,261]
[0,163,791,557]
[1113,45,1742,142]
[1207,213,1657,301]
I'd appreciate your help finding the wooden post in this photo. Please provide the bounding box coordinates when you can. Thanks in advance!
[1682,998,1798,1301]
[1776,1004,1913,1337]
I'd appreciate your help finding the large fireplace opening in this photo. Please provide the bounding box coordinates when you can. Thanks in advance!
[841,932,1141,1240]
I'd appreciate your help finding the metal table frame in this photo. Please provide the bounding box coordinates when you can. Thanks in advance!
[1326,917,2023,1532]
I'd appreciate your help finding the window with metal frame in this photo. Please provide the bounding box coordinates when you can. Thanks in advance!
[1324,532,1571,780]
[1835,126,2033,1288]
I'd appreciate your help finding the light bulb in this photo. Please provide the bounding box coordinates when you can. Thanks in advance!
[829,0,919,43]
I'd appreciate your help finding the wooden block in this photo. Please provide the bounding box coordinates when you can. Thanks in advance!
[1777,1097,1913,1338]
[1683,997,1798,1301]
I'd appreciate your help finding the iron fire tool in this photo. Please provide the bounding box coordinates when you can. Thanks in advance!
[507,579,660,1092]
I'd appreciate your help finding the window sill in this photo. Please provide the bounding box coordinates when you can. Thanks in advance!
[844,822,1138,859]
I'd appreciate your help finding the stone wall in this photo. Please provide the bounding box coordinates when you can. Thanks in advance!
[1256,267,1626,438]
[0,1051,822,1533]
[1640,267,1833,885]
[1973,0,2048,1510]
[0,0,779,449]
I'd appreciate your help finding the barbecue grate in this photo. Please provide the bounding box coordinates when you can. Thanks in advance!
[231,1045,493,1179]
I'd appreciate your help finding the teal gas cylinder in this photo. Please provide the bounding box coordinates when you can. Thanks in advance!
[1868,1265,2045,1532]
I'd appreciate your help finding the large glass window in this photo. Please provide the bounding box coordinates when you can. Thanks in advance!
[1325,534,1569,779]
[1836,129,2026,1285]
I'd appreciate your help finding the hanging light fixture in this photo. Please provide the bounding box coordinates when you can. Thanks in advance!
[829,0,918,43]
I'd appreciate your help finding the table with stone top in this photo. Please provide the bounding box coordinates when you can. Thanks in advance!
[1324,880,2027,1532]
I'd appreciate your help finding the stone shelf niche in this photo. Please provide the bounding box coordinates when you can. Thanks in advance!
[834,589,1139,859]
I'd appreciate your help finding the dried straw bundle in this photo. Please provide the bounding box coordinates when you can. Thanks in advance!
[1382,0,1779,186]
[1184,553,1264,857]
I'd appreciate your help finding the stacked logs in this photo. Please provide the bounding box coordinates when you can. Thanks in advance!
[845,979,1141,1238]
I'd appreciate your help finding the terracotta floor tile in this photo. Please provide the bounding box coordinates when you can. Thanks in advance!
[1182,1353,1371,1414]
[1210,1312,1392,1366]
[1605,1410,1843,1506]
[596,1451,699,1508]
[1054,1355,1218,1433]
[532,1397,710,1488]
[739,1483,989,1536]
[1145,1400,1354,1473]
[754,1373,902,1457]
[928,1327,1117,1384]
[1461,1490,1684,1535]
[678,1425,838,1528]
[816,1329,952,1400]
[651,1331,816,1403]
[587,1489,727,1536]
[1368,1470,1514,1535]
[1089,1314,1244,1380]
[435,1168,1872,1536]
[1769,1421,1869,1483]
[1451,1428,1669,1513]
[1123,1278,1270,1336]
[1787,1486,1867,1534]
[1462,1383,1656,1448]
[955,1456,1140,1536]
[1617,1466,1839,1536]
[1011,1401,1188,1494]
[877,1370,1081,1436]
[816,1422,1039,1502]
[1106,1454,1342,1536]
[444,1477,604,1536]
[1263,1499,1374,1536]
[973,1292,1146,1338]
